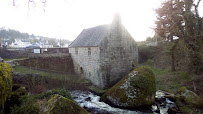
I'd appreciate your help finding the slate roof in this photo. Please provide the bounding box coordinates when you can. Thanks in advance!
[69,24,110,48]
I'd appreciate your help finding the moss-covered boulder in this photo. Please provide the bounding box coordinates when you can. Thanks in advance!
[10,88,73,114]
[176,87,199,105]
[0,63,13,110]
[101,66,156,108]
[175,87,202,113]
[44,95,88,114]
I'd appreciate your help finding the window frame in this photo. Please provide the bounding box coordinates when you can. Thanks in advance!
[88,47,91,56]
[75,48,78,55]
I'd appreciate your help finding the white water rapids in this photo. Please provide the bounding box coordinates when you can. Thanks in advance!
[71,90,179,114]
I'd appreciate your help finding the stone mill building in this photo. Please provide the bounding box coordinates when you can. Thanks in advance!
[69,14,138,89]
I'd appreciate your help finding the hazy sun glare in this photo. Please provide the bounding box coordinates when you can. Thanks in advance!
[0,0,202,41]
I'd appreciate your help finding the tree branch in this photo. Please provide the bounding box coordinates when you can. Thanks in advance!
[194,0,202,36]
[13,0,15,6]
[195,0,201,8]
[12,0,46,8]
[28,0,36,9]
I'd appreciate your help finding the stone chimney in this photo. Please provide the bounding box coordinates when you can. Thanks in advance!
[112,13,122,27]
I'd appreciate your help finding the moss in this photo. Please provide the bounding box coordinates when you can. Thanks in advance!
[196,97,203,109]
[36,88,73,100]
[10,88,74,114]
[10,97,40,114]
[45,95,88,114]
[177,86,187,94]
[14,87,27,96]
[175,87,202,113]
[0,63,13,109]
[175,101,194,114]
[146,59,154,65]
[88,85,108,95]
[176,87,199,105]
[101,66,156,108]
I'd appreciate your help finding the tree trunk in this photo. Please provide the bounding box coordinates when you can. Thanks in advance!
[171,48,176,71]
[170,33,176,72]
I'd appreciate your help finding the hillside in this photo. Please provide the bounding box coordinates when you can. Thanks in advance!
[0,28,35,41]
[0,28,71,48]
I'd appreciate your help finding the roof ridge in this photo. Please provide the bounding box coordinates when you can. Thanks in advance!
[84,24,109,29]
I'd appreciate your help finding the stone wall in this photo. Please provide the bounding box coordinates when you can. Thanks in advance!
[42,48,69,53]
[28,53,69,58]
[99,21,138,88]
[0,49,28,59]
[19,55,74,73]
[69,47,101,86]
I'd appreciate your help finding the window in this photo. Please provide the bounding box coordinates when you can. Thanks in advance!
[75,48,78,55]
[88,47,91,56]
[80,67,83,74]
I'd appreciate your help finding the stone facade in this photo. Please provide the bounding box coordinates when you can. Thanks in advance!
[69,14,138,89]
[99,17,138,88]
[69,47,102,86]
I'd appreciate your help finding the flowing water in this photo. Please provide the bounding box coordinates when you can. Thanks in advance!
[71,90,180,114]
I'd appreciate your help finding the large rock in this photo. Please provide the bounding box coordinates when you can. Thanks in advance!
[101,66,156,108]
[175,87,202,113]
[0,63,13,110]
[44,95,88,114]
[176,87,199,105]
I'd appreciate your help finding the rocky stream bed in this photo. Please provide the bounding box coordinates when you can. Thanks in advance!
[71,90,180,114]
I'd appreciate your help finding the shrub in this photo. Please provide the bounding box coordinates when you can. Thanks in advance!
[138,45,156,64]
[10,96,39,114]
[0,63,13,109]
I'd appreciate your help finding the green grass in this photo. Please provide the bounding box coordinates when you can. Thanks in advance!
[149,66,167,75]
[13,66,77,81]
[4,58,28,61]
[3,59,13,61]
[144,65,196,93]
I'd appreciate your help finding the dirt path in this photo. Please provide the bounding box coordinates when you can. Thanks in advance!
[4,58,27,66]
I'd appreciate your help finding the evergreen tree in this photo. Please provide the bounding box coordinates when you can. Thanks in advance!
[155,0,202,73]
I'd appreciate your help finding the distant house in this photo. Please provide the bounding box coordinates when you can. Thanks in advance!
[69,14,138,89]
[12,39,31,48]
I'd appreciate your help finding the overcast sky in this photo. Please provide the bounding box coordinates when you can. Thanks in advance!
[0,0,202,41]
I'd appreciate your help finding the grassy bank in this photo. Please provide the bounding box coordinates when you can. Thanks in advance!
[13,65,108,95]
[13,66,77,81]
[12,65,89,94]
[3,58,28,61]
[148,66,198,93]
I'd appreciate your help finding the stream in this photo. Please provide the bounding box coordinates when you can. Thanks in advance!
[71,90,180,114]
